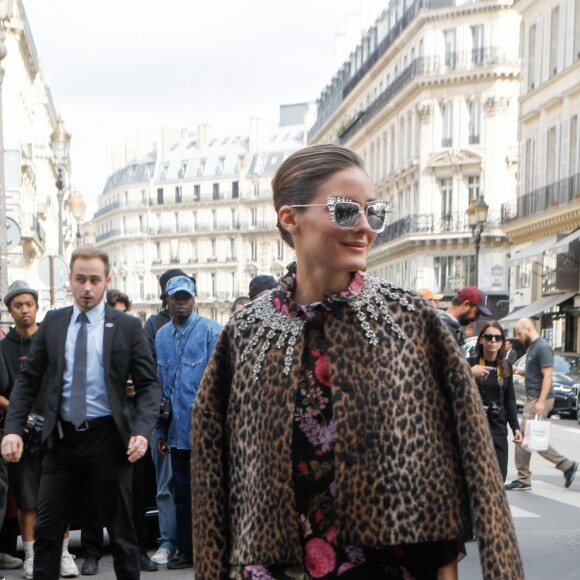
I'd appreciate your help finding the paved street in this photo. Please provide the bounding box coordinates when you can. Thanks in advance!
[2,413,580,579]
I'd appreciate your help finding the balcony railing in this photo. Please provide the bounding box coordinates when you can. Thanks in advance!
[95,229,121,243]
[339,48,518,144]
[501,174,580,224]
[94,201,120,218]
[374,210,503,247]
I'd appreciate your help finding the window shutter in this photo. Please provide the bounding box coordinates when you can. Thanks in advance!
[558,0,567,72]
[560,119,570,181]
[535,19,543,87]
[539,130,547,187]
[541,16,550,83]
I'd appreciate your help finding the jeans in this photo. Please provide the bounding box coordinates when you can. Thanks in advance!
[150,425,177,552]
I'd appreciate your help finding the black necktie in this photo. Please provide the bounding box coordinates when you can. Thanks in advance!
[69,312,88,427]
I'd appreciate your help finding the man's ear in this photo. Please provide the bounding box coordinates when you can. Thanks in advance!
[278,205,300,238]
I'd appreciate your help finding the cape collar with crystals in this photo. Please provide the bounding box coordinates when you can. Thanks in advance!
[233,264,415,385]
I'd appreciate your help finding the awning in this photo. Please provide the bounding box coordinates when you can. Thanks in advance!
[553,229,580,253]
[499,291,577,326]
[507,235,559,264]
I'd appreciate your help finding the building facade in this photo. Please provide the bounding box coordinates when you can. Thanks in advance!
[309,0,521,318]
[1,0,78,321]
[500,0,580,352]
[92,106,310,324]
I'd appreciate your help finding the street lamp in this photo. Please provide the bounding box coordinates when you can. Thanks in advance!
[66,191,87,246]
[50,116,71,256]
[466,195,489,287]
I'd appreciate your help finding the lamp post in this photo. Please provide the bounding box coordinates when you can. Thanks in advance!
[0,0,14,308]
[50,117,71,257]
[66,191,87,246]
[466,195,489,287]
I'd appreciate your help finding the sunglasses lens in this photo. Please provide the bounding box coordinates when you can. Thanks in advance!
[483,334,502,342]
[366,203,388,232]
[334,202,360,228]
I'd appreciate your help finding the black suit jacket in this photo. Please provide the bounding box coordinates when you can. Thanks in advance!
[5,304,161,447]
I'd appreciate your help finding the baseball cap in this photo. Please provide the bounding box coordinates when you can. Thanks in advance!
[158,268,195,298]
[457,286,492,316]
[249,275,277,300]
[165,276,196,297]
[416,288,444,302]
[4,280,39,308]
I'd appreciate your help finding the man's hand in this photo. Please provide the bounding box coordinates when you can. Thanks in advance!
[127,435,148,463]
[471,365,495,380]
[156,437,170,456]
[1,434,24,463]
[513,429,523,444]
[533,400,545,416]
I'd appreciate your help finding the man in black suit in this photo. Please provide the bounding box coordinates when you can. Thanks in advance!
[1,247,160,580]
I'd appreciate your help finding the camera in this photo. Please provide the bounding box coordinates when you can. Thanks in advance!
[25,414,45,453]
[487,401,503,420]
[159,396,172,423]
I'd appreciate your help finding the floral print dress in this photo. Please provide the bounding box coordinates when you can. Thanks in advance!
[230,270,464,580]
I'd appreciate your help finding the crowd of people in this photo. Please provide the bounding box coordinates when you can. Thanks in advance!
[0,144,573,579]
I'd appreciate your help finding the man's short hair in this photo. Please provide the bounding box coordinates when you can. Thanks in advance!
[70,246,111,277]
[106,289,132,311]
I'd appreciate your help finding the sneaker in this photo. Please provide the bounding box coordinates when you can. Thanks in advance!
[564,461,578,488]
[150,547,175,565]
[0,552,23,569]
[140,554,158,572]
[60,550,79,577]
[504,480,531,491]
[22,555,33,580]
[166,554,193,570]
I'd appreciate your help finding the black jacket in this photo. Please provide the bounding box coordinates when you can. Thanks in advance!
[5,305,161,446]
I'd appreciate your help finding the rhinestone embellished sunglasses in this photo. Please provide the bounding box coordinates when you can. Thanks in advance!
[482,333,504,342]
[290,196,392,233]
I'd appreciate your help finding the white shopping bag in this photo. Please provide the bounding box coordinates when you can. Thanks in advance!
[522,414,551,452]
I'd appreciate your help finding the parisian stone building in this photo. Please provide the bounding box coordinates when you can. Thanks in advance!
[92,105,313,324]
[308,0,521,318]
[500,0,580,352]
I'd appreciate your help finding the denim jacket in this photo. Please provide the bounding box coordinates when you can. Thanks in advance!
[155,313,221,449]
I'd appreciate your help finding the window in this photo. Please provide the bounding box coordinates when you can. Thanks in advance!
[444,30,456,69]
[253,181,260,197]
[138,215,144,233]
[471,25,484,65]
[141,190,147,205]
[137,244,144,264]
[439,178,453,221]
[528,24,537,91]
[275,239,284,261]
[178,161,187,179]
[211,238,217,260]
[406,112,412,161]
[157,188,164,204]
[468,100,481,144]
[434,256,475,293]
[194,185,201,201]
[192,211,197,231]
[160,164,169,180]
[250,240,257,262]
[516,262,531,289]
[230,271,237,297]
[138,276,145,300]
[467,176,480,202]
[442,102,453,147]
[570,116,578,176]
[156,213,162,234]
[546,126,557,184]
[524,138,536,193]
[231,208,238,228]
[174,212,179,231]
[156,242,161,261]
[211,273,216,298]
[191,240,198,261]
[175,186,182,203]
[217,157,225,175]
[230,237,237,260]
[232,181,239,199]
[250,208,258,227]
[211,209,217,231]
[550,7,559,77]
[212,183,220,200]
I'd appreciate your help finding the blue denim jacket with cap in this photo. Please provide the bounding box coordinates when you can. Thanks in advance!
[155,312,221,449]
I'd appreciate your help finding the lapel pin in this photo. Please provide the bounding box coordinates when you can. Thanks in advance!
[105,322,114,328]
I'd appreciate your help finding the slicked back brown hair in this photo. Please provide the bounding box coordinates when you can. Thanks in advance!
[271,144,365,248]
[70,246,111,277]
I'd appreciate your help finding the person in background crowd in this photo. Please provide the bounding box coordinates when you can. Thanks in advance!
[505,318,578,491]
[248,275,278,301]
[505,338,519,365]
[80,288,158,574]
[1,247,160,580]
[437,286,491,348]
[468,321,522,481]
[0,281,78,578]
[191,144,523,579]
[143,269,194,566]
[416,288,443,308]
[231,296,249,313]
[156,276,220,570]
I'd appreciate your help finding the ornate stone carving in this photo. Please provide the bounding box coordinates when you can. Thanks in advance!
[417,102,432,124]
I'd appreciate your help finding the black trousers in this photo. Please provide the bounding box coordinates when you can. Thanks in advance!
[170,448,192,561]
[33,421,139,580]
[81,446,150,559]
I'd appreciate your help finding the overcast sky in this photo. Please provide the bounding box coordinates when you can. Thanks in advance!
[23,0,379,211]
